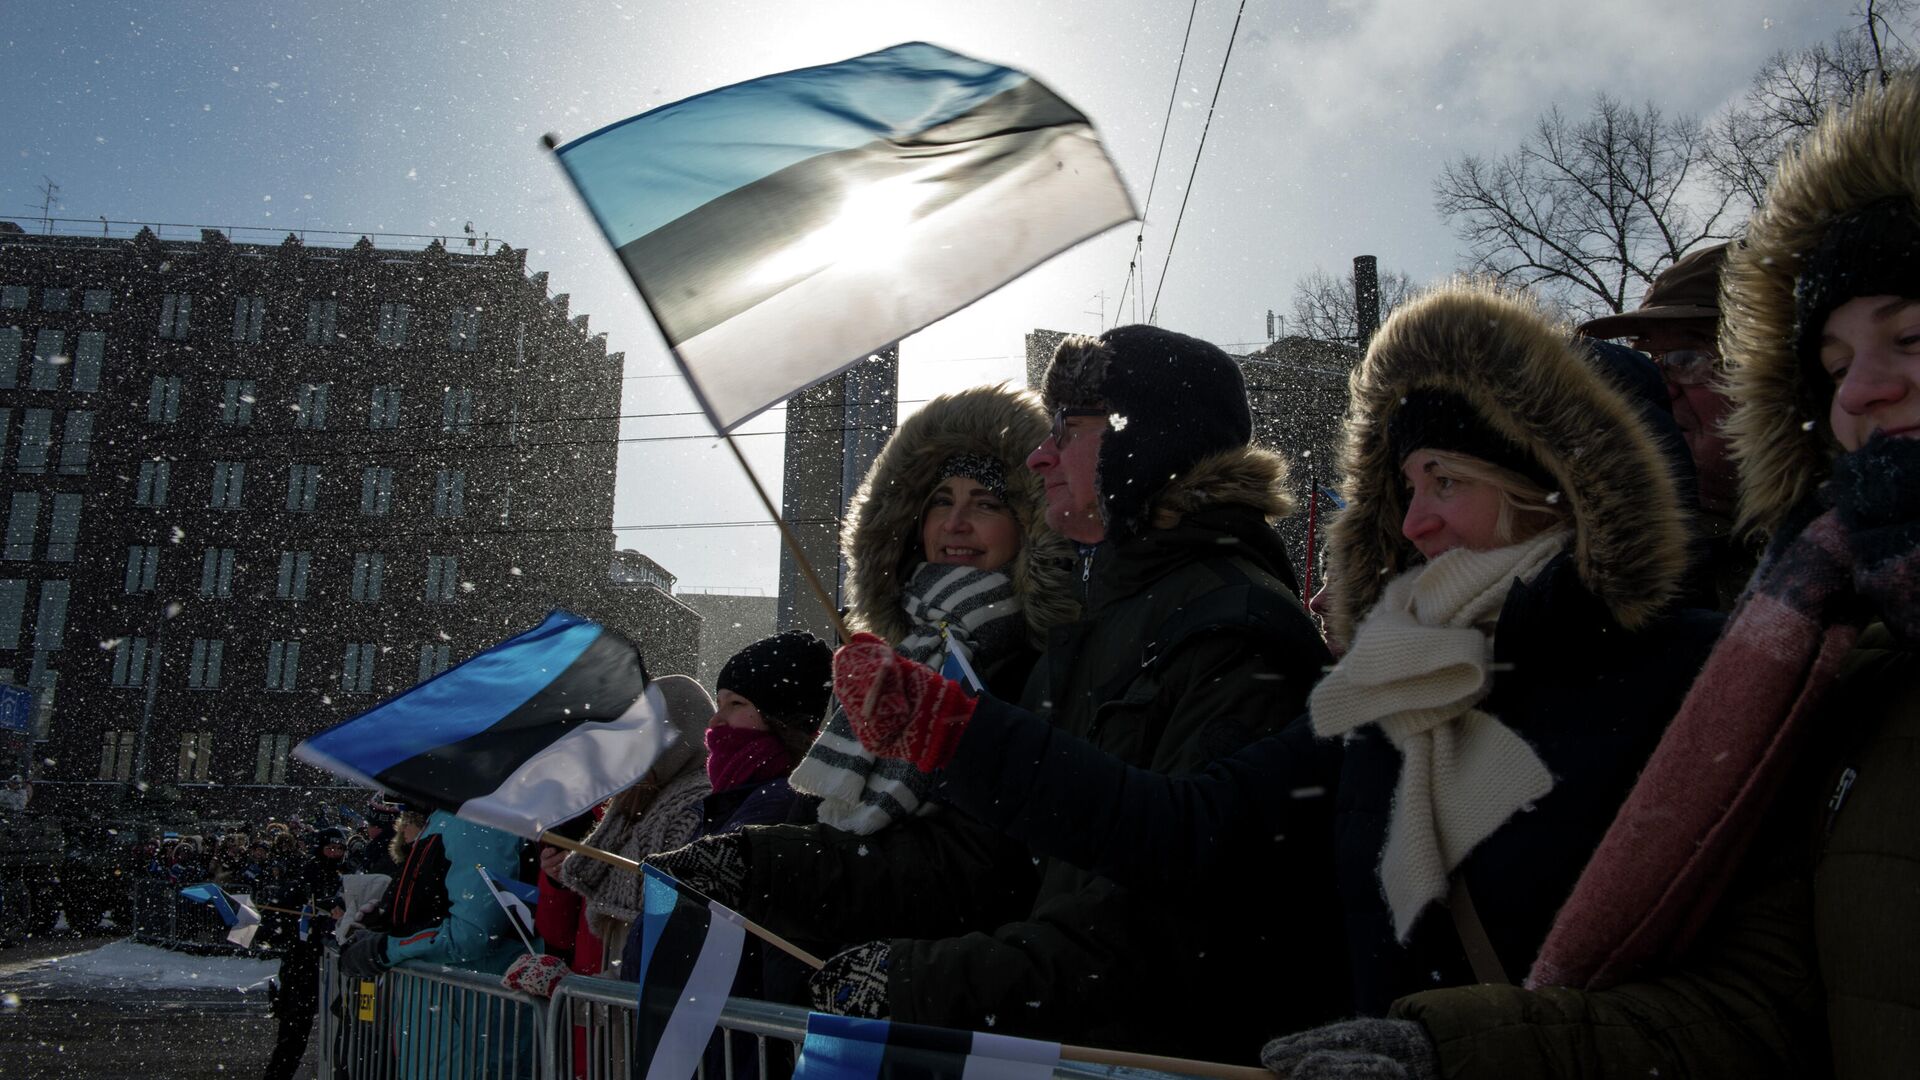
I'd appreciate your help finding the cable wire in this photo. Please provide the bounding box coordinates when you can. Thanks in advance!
[1149,0,1250,325]
[1115,0,1201,328]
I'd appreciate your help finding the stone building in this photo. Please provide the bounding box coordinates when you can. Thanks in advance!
[0,221,698,819]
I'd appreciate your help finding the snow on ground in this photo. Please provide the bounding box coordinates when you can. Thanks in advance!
[0,939,276,994]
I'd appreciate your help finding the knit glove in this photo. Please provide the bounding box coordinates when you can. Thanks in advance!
[1260,1018,1439,1080]
[809,940,891,1018]
[832,632,977,772]
[338,931,391,979]
[644,832,749,909]
[502,952,572,999]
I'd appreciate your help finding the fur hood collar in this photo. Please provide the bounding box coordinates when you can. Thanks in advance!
[841,384,1077,646]
[1722,75,1920,538]
[1143,443,1296,529]
[1326,282,1691,645]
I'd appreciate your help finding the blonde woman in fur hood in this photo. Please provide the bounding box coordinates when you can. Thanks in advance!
[781,383,1076,835]
[832,284,1723,1058]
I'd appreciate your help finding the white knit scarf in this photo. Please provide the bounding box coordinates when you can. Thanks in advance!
[1310,529,1569,941]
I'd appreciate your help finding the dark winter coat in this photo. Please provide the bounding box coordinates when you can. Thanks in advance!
[741,444,1335,1060]
[945,553,1720,1019]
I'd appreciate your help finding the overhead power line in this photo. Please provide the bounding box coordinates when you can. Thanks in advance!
[1149,0,1250,325]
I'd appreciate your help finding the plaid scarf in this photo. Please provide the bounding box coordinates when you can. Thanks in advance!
[1529,434,1920,989]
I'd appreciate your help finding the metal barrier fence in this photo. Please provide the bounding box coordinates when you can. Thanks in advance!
[320,947,547,1079]
[325,957,1202,1080]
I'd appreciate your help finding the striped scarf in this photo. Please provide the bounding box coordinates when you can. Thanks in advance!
[790,562,1025,834]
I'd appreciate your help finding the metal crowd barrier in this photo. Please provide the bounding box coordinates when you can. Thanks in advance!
[325,958,1206,1080]
[320,947,546,1079]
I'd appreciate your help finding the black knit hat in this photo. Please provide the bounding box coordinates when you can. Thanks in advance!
[1386,388,1556,490]
[1041,324,1254,540]
[1794,197,1920,382]
[716,631,833,729]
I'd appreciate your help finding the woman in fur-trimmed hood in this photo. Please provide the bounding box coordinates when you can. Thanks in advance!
[786,383,1076,835]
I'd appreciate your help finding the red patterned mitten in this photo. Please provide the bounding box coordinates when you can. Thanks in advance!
[502,952,571,999]
[832,632,977,771]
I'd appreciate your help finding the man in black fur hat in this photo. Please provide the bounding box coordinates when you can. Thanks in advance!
[654,326,1341,1059]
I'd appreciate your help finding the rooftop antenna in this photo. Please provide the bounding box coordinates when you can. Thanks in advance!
[31,177,60,234]
[1084,290,1107,330]
[464,221,477,250]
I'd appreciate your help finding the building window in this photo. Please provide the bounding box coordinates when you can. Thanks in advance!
[210,461,245,508]
[276,550,311,600]
[99,730,135,781]
[432,470,466,517]
[41,288,70,313]
[110,636,151,687]
[448,310,481,352]
[304,299,337,344]
[341,643,377,694]
[46,495,80,562]
[254,733,292,784]
[17,409,51,474]
[417,643,452,681]
[135,460,171,507]
[57,410,93,475]
[221,379,255,426]
[32,581,66,650]
[147,375,183,423]
[286,463,320,512]
[0,286,27,309]
[0,326,19,389]
[29,329,65,391]
[377,302,411,346]
[177,731,213,783]
[231,295,265,343]
[265,640,301,691]
[440,386,475,432]
[188,638,223,690]
[4,493,39,560]
[359,467,394,516]
[124,544,160,593]
[350,553,385,602]
[368,386,401,430]
[73,331,103,393]
[294,382,329,428]
[82,289,111,313]
[158,293,192,340]
[424,554,459,603]
[0,579,25,651]
[199,547,235,599]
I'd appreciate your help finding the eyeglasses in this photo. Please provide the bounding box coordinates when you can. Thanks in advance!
[1050,407,1107,449]
[1650,348,1719,387]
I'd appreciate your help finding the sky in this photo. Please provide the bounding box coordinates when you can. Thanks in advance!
[1,0,1856,596]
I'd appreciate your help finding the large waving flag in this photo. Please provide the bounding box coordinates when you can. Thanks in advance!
[793,1013,1060,1080]
[635,865,749,1080]
[553,41,1136,431]
[293,611,676,839]
[180,883,263,948]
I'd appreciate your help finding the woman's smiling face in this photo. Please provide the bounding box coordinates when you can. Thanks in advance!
[921,474,1021,572]
[1819,294,1920,451]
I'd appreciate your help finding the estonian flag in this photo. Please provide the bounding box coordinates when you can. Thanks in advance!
[793,1013,1060,1080]
[480,865,540,951]
[179,883,263,949]
[553,41,1136,432]
[635,865,748,1080]
[293,611,675,840]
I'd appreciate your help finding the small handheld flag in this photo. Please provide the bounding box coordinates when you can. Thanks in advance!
[936,629,983,695]
[179,883,263,948]
[480,865,540,954]
[552,41,1136,432]
[293,611,677,840]
[636,865,749,1080]
[793,1013,1060,1080]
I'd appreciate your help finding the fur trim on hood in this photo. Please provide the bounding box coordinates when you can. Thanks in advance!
[840,384,1077,646]
[1325,281,1691,645]
[1722,75,1920,538]
[1144,443,1296,530]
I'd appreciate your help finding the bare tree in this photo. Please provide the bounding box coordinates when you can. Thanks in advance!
[1433,95,1736,320]
[1289,265,1417,345]
[1705,2,1915,213]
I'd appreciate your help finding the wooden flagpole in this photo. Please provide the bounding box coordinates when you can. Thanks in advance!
[538,831,824,970]
[720,433,850,645]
